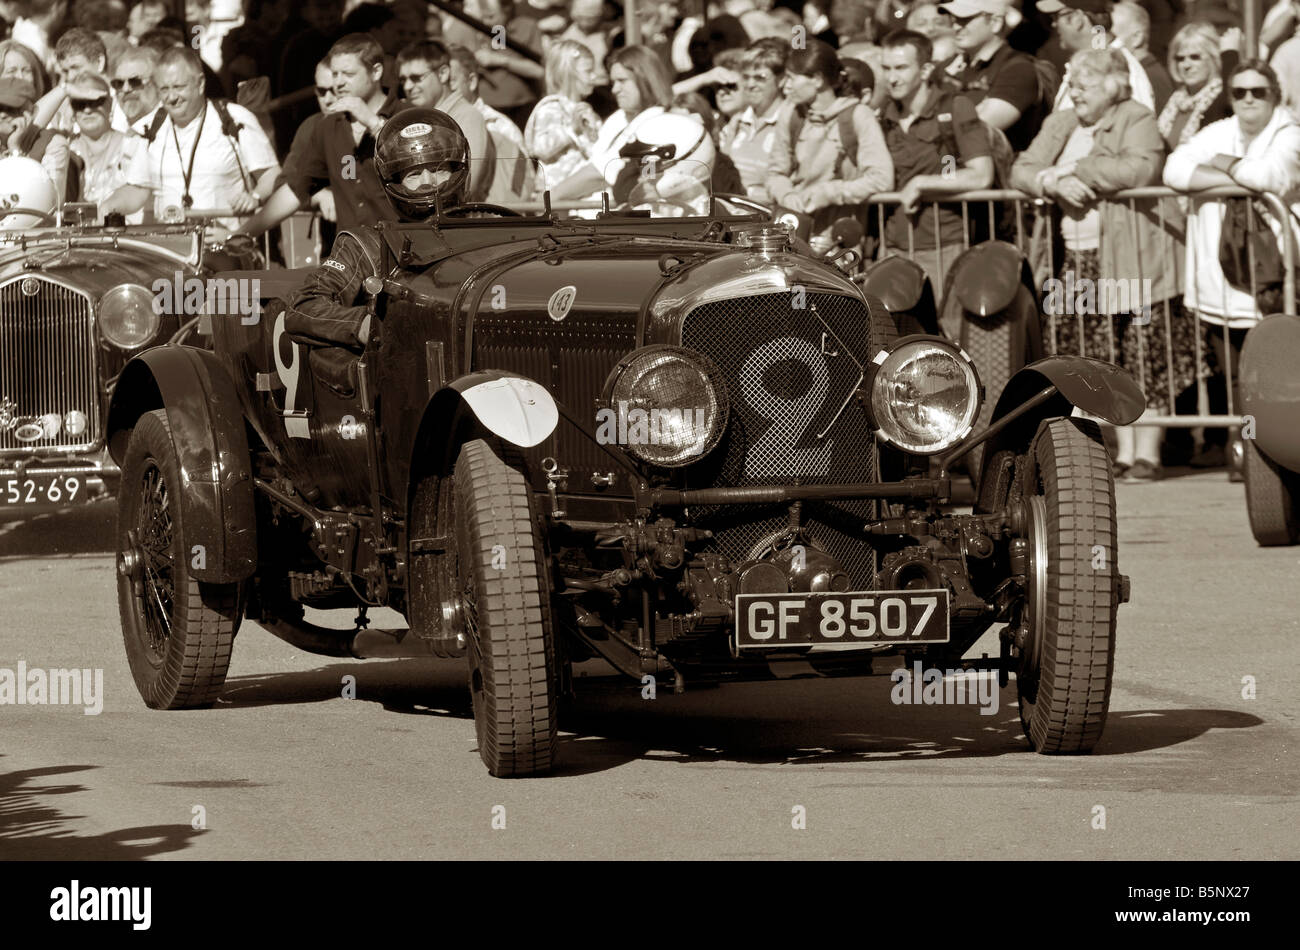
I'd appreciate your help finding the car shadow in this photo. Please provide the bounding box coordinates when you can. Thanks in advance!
[213,664,1265,778]
[0,757,201,860]
[0,500,116,559]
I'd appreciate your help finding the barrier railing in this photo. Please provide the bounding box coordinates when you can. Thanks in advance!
[862,185,1298,428]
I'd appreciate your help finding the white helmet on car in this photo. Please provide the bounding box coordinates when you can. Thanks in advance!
[611,111,715,212]
[0,155,57,230]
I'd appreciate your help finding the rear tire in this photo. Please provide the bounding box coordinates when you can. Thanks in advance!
[1243,439,1300,545]
[454,439,558,776]
[1015,418,1118,754]
[117,410,240,709]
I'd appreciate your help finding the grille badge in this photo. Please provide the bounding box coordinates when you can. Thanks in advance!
[20,277,40,296]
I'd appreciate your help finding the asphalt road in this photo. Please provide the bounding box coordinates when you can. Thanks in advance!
[1,469,1296,861]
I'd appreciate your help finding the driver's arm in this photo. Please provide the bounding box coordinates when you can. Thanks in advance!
[284,232,374,350]
[551,163,605,200]
[99,184,151,216]
[231,182,303,238]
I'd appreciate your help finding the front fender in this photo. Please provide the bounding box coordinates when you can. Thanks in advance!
[447,370,558,448]
[106,346,256,584]
[1241,313,1300,473]
[946,241,1029,317]
[975,356,1146,496]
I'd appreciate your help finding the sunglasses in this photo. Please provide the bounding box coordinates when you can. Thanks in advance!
[950,12,987,27]
[716,82,740,94]
[110,75,147,91]
[70,96,108,111]
[1174,53,1205,62]
[1231,85,1272,101]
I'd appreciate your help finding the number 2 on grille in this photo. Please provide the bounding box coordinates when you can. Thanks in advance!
[740,335,832,478]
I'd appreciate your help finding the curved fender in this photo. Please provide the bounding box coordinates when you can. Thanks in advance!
[858,254,929,314]
[1241,314,1300,472]
[975,356,1146,493]
[447,370,558,448]
[948,241,1027,317]
[105,346,256,583]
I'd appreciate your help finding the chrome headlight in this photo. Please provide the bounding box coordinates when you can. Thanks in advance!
[601,345,729,467]
[868,337,982,454]
[99,283,161,350]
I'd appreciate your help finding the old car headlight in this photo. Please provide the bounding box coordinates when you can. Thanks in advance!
[99,283,161,350]
[602,345,728,467]
[868,338,982,455]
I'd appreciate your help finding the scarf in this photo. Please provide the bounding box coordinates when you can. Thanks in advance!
[1158,78,1223,145]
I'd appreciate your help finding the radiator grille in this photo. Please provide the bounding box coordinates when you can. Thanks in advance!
[682,292,880,588]
[0,278,99,454]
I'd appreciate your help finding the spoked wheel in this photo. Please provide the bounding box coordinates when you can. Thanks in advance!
[453,439,558,777]
[117,410,241,708]
[1013,417,1119,754]
[1243,439,1300,546]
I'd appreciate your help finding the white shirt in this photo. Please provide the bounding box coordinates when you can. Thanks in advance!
[125,100,277,234]
[1164,108,1300,324]
[1054,42,1155,114]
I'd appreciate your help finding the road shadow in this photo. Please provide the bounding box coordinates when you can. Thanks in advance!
[219,658,473,719]
[0,500,115,560]
[207,664,1268,780]
[0,757,200,860]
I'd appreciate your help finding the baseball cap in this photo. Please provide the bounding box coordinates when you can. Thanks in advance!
[1038,0,1111,14]
[939,0,1011,17]
[0,77,36,110]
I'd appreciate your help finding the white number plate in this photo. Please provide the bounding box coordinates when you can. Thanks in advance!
[735,589,949,650]
[2,475,85,506]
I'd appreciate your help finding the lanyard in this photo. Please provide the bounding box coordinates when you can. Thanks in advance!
[169,103,208,209]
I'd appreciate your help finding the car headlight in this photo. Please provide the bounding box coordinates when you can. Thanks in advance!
[99,283,161,350]
[601,345,729,467]
[868,337,982,454]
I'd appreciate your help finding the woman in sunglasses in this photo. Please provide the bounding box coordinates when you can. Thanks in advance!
[1157,21,1238,151]
[1164,59,1300,474]
[64,72,144,214]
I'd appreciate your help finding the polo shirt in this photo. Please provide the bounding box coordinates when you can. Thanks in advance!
[280,89,404,232]
[124,99,277,233]
[719,98,794,203]
[880,88,990,250]
[954,42,1042,152]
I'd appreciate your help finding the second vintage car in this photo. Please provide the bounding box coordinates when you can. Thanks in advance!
[104,165,1145,777]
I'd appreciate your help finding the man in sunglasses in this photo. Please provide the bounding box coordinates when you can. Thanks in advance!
[111,47,163,136]
[0,77,69,205]
[64,72,144,214]
[1039,0,1154,113]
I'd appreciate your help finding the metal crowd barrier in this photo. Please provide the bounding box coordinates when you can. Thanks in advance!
[861,186,1298,428]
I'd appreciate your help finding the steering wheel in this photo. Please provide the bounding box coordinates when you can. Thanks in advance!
[0,207,57,226]
[442,203,523,217]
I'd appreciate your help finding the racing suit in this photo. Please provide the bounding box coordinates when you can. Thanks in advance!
[285,227,386,353]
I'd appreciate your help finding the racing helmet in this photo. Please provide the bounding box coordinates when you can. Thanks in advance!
[374,109,470,218]
[0,155,57,231]
[611,111,715,208]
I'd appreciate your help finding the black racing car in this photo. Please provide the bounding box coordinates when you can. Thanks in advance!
[105,170,1145,776]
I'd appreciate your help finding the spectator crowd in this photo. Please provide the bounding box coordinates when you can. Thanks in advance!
[2,0,1299,481]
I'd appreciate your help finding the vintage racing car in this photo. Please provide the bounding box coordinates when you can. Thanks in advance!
[0,156,258,514]
[105,166,1145,776]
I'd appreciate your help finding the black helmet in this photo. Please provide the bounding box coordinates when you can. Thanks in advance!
[374,108,470,218]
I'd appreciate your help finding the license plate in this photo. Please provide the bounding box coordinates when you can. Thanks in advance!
[735,589,949,650]
[1,474,86,506]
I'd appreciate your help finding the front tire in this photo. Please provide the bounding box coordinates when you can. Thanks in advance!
[117,410,240,709]
[1015,417,1118,754]
[453,439,558,777]
[1243,439,1300,546]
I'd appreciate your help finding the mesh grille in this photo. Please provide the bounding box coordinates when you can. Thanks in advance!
[682,292,879,587]
[0,279,99,454]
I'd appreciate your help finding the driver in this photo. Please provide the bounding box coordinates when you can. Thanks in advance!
[284,109,469,352]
